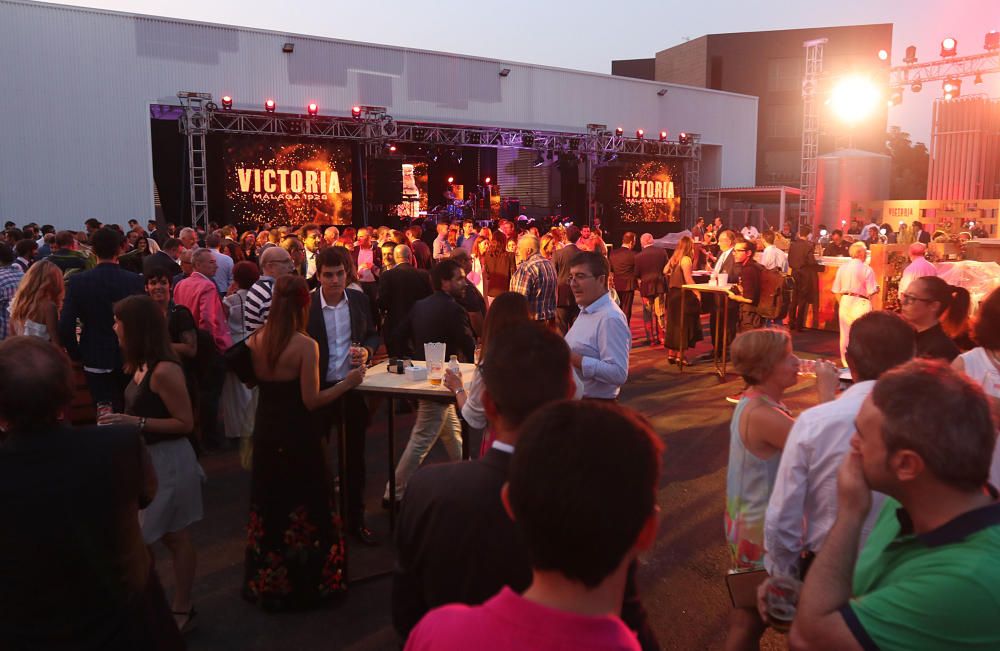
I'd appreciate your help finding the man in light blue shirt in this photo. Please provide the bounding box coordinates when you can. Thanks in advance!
[206,233,233,294]
[563,251,630,399]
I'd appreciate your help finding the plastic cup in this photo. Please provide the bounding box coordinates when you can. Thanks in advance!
[795,357,816,376]
[424,342,447,385]
[349,342,364,369]
[96,402,113,425]
[718,272,728,286]
[765,575,802,634]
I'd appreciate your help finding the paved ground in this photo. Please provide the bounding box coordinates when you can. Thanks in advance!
[157,312,841,651]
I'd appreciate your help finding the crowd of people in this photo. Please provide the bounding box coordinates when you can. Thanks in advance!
[0,213,998,650]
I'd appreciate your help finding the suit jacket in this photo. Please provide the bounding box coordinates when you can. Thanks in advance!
[399,291,475,362]
[392,448,660,650]
[377,263,433,355]
[634,246,669,297]
[143,250,181,277]
[58,262,145,369]
[553,243,581,307]
[410,240,432,270]
[788,239,820,274]
[608,247,637,291]
[307,287,380,381]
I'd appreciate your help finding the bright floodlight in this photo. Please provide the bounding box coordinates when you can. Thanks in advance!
[877,49,889,60]
[829,77,882,124]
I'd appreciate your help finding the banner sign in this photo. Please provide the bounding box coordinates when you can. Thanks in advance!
[600,159,683,223]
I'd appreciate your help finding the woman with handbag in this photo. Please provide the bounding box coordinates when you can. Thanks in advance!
[663,236,702,366]
[221,261,260,446]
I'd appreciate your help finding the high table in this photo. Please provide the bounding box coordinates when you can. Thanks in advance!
[679,282,733,378]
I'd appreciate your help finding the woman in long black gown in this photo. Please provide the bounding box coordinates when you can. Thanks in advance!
[239,275,365,611]
[664,236,703,366]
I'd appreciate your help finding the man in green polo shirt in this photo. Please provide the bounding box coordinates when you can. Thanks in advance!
[781,358,1000,650]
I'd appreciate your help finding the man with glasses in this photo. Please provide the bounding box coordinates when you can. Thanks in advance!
[832,242,878,367]
[300,223,323,280]
[728,240,764,333]
[245,247,294,334]
[564,252,630,400]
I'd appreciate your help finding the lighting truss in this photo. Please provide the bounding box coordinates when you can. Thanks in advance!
[889,51,999,89]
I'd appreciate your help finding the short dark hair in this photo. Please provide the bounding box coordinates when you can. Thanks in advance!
[84,218,102,229]
[431,259,463,290]
[798,225,812,237]
[569,251,609,280]
[973,287,1000,349]
[762,230,776,245]
[0,336,75,431]
[0,242,13,266]
[480,322,571,429]
[14,239,37,258]
[736,239,757,255]
[621,232,637,247]
[232,261,261,290]
[832,229,843,237]
[54,231,76,249]
[872,359,995,491]
[845,311,915,381]
[163,237,181,252]
[509,401,662,587]
[565,225,581,243]
[90,227,123,260]
[314,246,356,284]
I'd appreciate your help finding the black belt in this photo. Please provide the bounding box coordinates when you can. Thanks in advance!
[845,293,870,300]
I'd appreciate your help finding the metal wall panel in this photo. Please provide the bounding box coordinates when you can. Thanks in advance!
[0,0,757,229]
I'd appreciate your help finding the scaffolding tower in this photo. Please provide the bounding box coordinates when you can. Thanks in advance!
[799,38,827,229]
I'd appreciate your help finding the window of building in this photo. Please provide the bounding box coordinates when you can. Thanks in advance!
[763,150,801,184]
[766,105,801,139]
[767,58,803,92]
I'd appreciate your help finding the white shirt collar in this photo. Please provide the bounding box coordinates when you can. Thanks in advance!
[579,290,612,314]
[320,289,349,310]
[492,440,515,454]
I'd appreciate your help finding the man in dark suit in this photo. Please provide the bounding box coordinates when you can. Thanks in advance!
[377,244,432,357]
[552,225,582,334]
[707,229,738,359]
[788,225,821,330]
[633,233,668,345]
[393,324,660,650]
[386,259,474,503]
[144,237,182,278]
[407,226,433,270]
[609,231,638,330]
[0,337,182,650]
[307,247,381,545]
[58,227,144,412]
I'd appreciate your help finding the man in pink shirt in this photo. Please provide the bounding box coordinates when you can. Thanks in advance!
[173,248,232,353]
[404,401,663,651]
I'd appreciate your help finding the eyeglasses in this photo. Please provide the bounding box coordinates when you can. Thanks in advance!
[899,293,933,305]
[733,248,750,254]
[568,273,596,283]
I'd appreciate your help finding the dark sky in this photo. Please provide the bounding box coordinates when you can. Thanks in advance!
[52,0,1000,143]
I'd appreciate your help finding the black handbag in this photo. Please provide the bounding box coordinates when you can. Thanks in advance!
[224,339,256,387]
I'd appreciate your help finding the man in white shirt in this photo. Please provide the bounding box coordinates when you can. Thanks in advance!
[740,220,760,242]
[564,251,630,399]
[300,223,323,281]
[897,242,937,295]
[758,231,788,273]
[831,242,878,367]
[764,311,916,577]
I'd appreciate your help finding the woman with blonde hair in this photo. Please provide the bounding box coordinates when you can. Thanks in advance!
[8,259,63,345]
[539,233,556,260]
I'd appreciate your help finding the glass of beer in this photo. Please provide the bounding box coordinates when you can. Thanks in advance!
[424,342,447,386]
[765,575,802,633]
[428,361,444,385]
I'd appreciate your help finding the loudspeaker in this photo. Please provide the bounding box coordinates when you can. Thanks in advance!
[370,158,403,204]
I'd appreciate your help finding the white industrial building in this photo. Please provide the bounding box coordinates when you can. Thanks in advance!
[0,0,758,230]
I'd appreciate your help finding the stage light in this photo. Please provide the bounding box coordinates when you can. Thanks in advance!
[307,102,318,116]
[940,37,958,57]
[546,150,553,161]
[943,78,962,100]
[829,76,881,124]
[351,105,362,119]
[264,99,275,113]
[533,153,545,168]
[986,30,1000,51]
[877,49,889,61]
[903,45,917,64]
[447,176,455,183]
[484,177,491,184]
[659,130,668,141]
[889,90,903,106]
[679,132,692,144]
[975,73,984,85]
[221,95,233,110]
[386,144,397,153]
[615,127,624,137]
[636,129,644,139]
[911,81,922,93]
[522,133,534,147]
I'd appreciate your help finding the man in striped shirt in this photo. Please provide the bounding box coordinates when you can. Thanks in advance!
[510,234,557,323]
[245,246,294,333]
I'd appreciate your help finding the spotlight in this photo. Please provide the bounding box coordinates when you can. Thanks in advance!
[657,88,668,96]
[533,153,545,168]
[940,37,958,57]
[878,49,889,61]
[975,73,984,85]
[679,132,692,144]
[282,42,295,53]
[264,99,275,112]
[903,45,917,64]
[943,78,962,100]
[889,90,903,106]
[659,130,668,141]
[522,133,534,147]
[221,95,233,110]
[351,105,362,119]
[307,102,318,116]
[385,144,397,153]
[484,177,491,184]
[447,176,455,183]
[615,127,624,137]
[986,30,1000,51]
[636,129,644,139]
[829,76,882,124]
[911,81,922,93]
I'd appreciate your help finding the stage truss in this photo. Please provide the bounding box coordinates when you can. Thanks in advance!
[178,94,701,229]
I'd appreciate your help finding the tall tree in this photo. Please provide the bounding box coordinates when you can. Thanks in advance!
[885,127,929,199]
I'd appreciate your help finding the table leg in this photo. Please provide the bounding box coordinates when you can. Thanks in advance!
[721,294,729,378]
[679,287,686,373]
[338,405,349,578]
[387,397,396,532]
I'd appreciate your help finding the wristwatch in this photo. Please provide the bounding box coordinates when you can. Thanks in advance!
[454,387,466,398]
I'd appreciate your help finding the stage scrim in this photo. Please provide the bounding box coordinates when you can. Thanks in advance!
[599,158,683,223]
[209,134,353,227]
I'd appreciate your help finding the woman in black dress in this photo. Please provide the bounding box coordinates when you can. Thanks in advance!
[240,275,365,611]
[664,236,703,366]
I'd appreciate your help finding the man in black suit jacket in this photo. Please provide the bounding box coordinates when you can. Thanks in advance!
[306,247,381,545]
[633,233,668,345]
[393,323,659,650]
[788,225,821,330]
[407,227,433,270]
[387,260,475,503]
[58,227,145,412]
[377,245,433,357]
[143,237,182,278]
[552,226,582,334]
[609,231,638,330]
[0,337,182,650]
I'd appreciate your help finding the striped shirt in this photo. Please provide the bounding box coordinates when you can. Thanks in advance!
[244,276,275,334]
[510,253,557,321]
[0,264,24,341]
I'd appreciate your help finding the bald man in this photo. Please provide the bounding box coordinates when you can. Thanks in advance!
[245,246,294,334]
[378,244,432,357]
[897,242,937,295]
